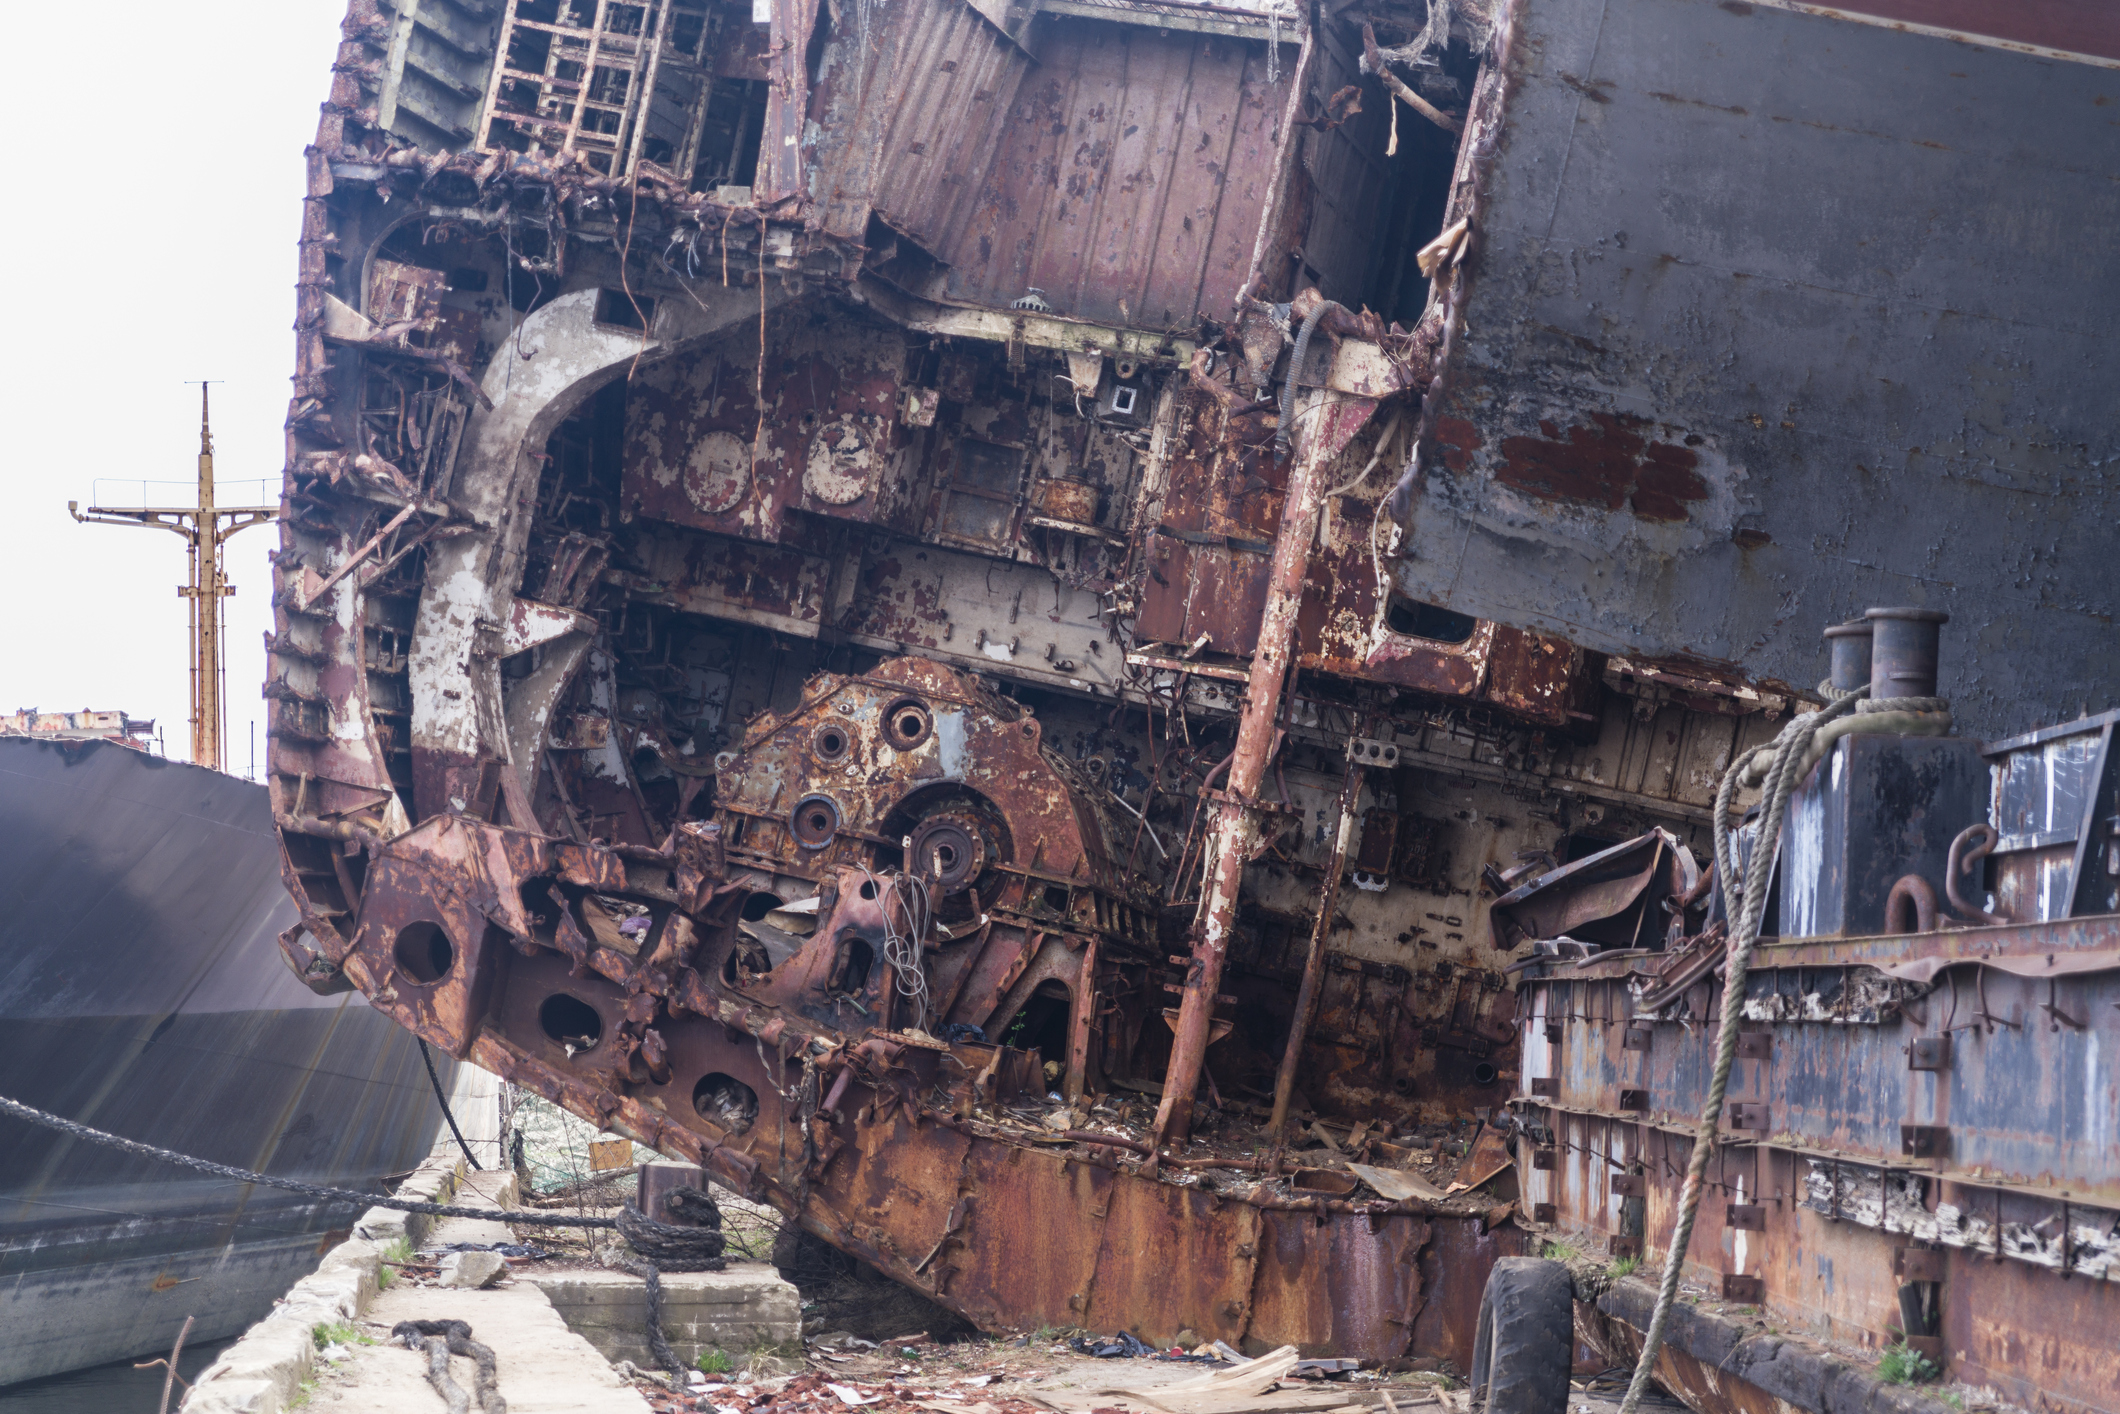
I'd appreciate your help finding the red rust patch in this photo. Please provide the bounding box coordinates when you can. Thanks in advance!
[1432,415,1485,473]
[1495,413,1707,522]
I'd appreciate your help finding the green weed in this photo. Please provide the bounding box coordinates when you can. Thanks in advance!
[312,1321,373,1350]
[1540,1242,1581,1262]
[1877,1343,1942,1385]
[1608,1255,1640,1277]
[697,1349,735,1375]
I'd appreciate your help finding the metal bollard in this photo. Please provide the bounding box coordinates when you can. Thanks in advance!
[1823,619,1873,694]
[1864,607,1948,700]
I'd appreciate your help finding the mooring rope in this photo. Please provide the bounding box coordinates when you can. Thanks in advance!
[0,1091,614,1229]
[5,1090,743,1386]
[392,1319,507,1414]
[1618,686,1948,1414]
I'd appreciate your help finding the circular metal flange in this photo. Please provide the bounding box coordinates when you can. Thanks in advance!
[810,716,857,765]
[881,696,933,751]
[683,429,751,514]
[906,812,987,893]
[790,793,842,850]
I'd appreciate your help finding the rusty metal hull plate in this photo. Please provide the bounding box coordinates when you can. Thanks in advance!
[1393,0,2120,738]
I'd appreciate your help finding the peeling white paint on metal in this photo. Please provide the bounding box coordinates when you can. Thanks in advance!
[934,710,967,780]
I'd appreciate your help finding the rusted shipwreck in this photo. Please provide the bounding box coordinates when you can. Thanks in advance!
[267,0,2118,1409]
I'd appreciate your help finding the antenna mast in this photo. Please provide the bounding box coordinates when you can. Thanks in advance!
[70,385,277,772]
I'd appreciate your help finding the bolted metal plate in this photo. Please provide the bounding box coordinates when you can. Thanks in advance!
[1726,1103,1770,1130]
[1622,1024,1653,1052]
[1609,1235,1641,1259]
[1722,1274,1765,1304]
[1901,1125,1950,1158]
[1618,1088,1649,1111]
[1529,1076,1559,1097]
[1345,736,1401,768]
[1909,1035,1952,1071]
[1895,1246,1947,1281]
[1532,1203,1557,1224]
[1532,1147,1558,1170]
[1735,1031,1773,1059]
[1611,1173,1646,1197]
[1726,1204,1767,1231]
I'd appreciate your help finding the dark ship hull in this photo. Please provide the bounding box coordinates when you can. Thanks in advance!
[0,739,446,1387]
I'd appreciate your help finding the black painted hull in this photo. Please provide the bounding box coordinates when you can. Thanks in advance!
[0,740,444,1386]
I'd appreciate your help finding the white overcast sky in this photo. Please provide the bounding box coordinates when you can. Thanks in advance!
[0,3,349,771]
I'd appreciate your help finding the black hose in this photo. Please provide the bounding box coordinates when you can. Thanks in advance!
[1277,299,1347,451]
[421,1038,483,1170]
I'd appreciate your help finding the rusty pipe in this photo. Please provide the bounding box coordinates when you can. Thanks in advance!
[1057,1130,1153,1154]
[274,812,384,848]
[1268,721,1370,1142]
[1152,388,1352,1147]
[1946,823,2009,925]
[1885,875,1941,936]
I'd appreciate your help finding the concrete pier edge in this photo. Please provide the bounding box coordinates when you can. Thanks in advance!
[180,1155,493,1414]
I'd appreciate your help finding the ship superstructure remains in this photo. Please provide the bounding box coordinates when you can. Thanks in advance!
[265,0,2119,1409]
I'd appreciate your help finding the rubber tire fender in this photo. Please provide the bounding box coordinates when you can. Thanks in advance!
[1469,1256,1575,1414]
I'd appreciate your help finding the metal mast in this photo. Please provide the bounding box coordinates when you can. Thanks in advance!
[69,386,277,772]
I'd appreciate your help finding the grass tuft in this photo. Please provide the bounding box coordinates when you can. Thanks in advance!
[697,1349,735,1375]
[312,1321,374,1350]
[1608,1255,1640,1277]
[1540,1242,1581,1262]
[1877,1342,1943,1385]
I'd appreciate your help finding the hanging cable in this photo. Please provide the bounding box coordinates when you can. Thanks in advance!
[420,1038,483,1171]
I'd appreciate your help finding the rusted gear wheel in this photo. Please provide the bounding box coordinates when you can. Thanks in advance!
[906,812,987,893]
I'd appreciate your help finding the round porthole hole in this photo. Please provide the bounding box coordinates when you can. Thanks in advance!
[393,922,455,984]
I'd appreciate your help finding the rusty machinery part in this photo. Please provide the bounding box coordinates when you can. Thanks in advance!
[1884,874,1942,935]
[0,1091,614,1229]
[905,812,989,893]
[881,697,935,752]
[791,794,844,850]
[1946,822,2009,926]
[810,718,859,767]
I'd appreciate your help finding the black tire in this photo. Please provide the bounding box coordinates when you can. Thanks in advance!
[1469,1256,1575,1414]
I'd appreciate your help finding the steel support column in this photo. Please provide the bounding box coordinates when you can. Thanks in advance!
[1268,719,1370,1142]
[1152,387,1339,1147]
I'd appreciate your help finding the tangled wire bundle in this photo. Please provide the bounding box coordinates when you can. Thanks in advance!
[391,1319,505,1414]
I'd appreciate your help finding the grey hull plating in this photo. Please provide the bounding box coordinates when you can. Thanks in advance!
[0,740,444,1387]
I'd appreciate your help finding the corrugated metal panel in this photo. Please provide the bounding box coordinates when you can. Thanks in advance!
[1390,0,2120,740]
[812,0,1035,245]
[941,20,1288,329]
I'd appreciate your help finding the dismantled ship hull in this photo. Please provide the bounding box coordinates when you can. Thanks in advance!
[0,740,448,1387]
[266,0,2117,1408]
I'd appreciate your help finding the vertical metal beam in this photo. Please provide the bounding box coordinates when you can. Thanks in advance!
[194,387,222,771]
[1151,388,1338,1148]
[1065,937,1099,1103]
[1267,719,1369,1142]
